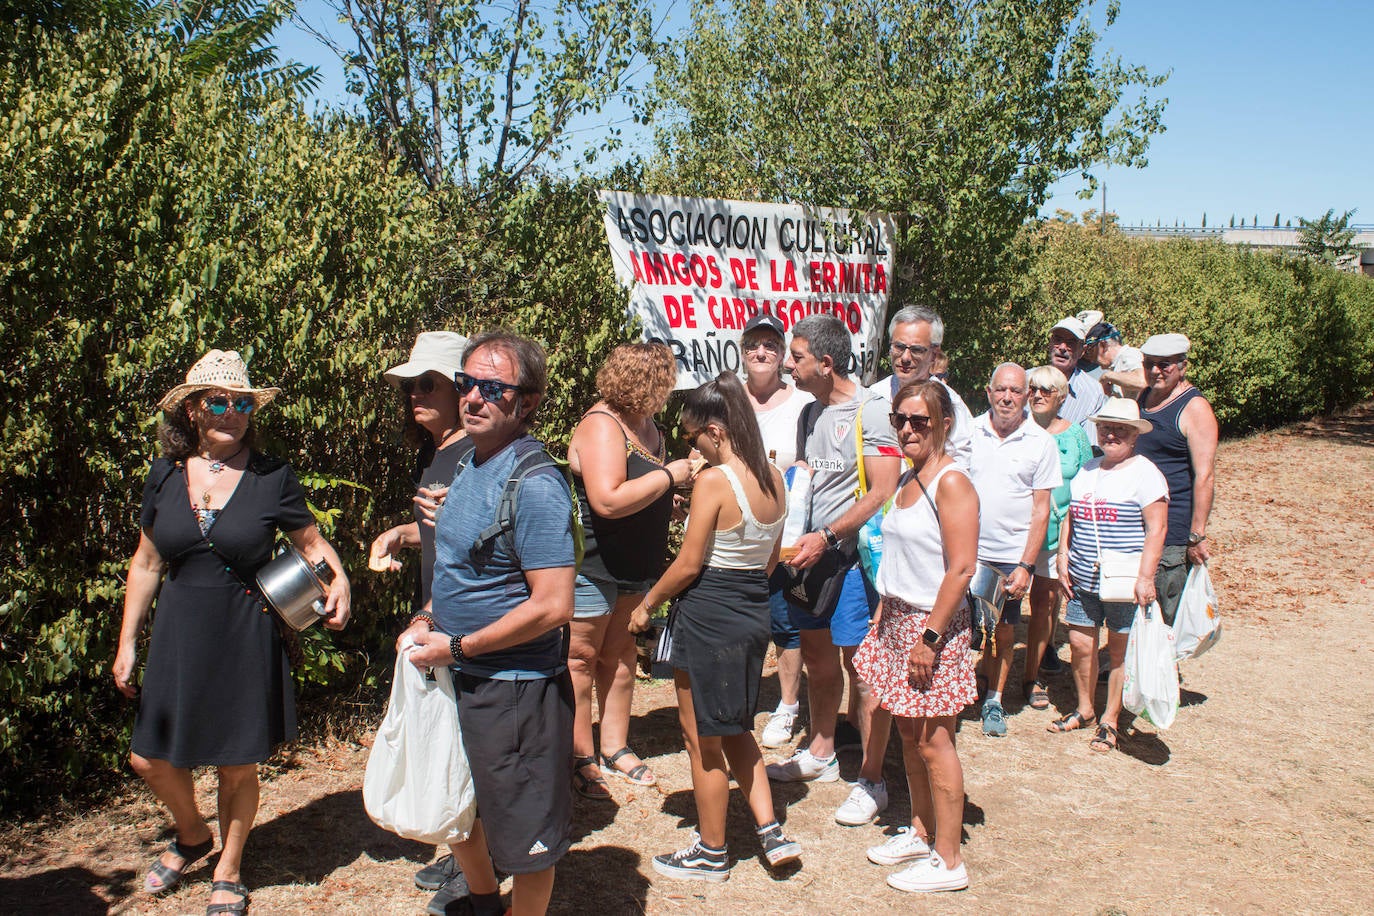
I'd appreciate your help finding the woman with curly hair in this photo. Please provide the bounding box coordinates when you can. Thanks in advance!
[566,343,697,798]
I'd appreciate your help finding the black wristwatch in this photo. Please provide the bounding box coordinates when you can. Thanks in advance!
[449,633,467,663]
[1187,532,1207,546]
[921,627,942,647]
[821,526,840,549]
[1016,561,1036,574]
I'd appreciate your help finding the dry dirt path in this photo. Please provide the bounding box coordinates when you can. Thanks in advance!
[3,408,1373,915]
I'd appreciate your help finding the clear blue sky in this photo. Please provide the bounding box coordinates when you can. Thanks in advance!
[277,0,1372,228]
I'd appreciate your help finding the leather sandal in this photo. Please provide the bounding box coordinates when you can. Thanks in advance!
[601,746,656,786]
[144,836,215,894]
[206,879,249,915]
[1024,680,1051,710]
[572,755,612,800]
[1089,723,1120,753]
[1046,710,1096,733]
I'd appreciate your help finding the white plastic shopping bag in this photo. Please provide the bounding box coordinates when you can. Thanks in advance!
[363,645,476,844]
[1122,602,1179,730]
[1172,563,1221,661]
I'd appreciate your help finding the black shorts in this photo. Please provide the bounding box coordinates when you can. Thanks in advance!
[453,670,574,875]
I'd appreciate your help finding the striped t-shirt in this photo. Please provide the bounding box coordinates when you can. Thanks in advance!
[1066,456,1168,593]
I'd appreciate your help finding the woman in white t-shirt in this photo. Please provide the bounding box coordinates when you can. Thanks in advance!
[851,380,978,894]
[739,312,813,748]
[1051,398,1168,753]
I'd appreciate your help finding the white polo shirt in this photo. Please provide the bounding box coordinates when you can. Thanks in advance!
[968,412,1063,564]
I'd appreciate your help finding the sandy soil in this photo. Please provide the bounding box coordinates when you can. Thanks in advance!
[3,406,1373,915]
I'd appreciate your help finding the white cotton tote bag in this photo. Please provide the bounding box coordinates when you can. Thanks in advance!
[363,645,476,844]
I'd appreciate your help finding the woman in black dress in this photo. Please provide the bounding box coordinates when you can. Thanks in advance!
[112,350,351,915]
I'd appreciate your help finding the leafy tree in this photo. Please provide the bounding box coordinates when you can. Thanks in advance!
[1297,208,1358,264]
[649,0,1167,324]
[313,0,657,190]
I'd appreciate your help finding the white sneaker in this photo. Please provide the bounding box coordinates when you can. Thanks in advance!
[760,708,798,748]
[834,778,888,826]
[866,826,930,865]
[765,748,839,782]
[886,850,968,893]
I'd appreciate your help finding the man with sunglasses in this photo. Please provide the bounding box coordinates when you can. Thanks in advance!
[1133,334,1217,626]
[967,363,1062,736]
[868,305,973,468]
[401,330,576,916]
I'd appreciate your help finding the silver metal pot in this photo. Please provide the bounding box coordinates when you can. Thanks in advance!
[256,543,334,631]
[968,563,1008,618]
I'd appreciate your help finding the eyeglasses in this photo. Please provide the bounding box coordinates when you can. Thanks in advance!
[890,411,932,431]
[455,371,523,402]
[890,342,930,358]
[201,395,256,416]
[1142,357,1184,371]
[400,375,439,396]
[1028,384,1058,396]
[742,338,781,353]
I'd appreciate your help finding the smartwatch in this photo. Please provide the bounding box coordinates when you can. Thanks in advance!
[449,633,467,663]
[921,627,942,647]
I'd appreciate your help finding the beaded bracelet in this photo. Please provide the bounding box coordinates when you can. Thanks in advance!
[409,612,436,631]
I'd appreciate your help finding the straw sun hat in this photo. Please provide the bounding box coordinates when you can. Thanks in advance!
[1088,397,1153,434]
[158,349,281,412]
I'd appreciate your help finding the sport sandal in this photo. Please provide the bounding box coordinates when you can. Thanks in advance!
[144,836,215,894]
[602,747,656,786]
[205,879,249,915]
[572,755,612,800]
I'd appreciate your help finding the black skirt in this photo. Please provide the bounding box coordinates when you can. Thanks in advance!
[669,567,770,737]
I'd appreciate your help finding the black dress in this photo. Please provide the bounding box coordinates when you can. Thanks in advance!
[130,454,314,767]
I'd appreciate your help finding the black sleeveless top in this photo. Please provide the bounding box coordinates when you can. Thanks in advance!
[1135,386,1203,546]
[574,410,674,592]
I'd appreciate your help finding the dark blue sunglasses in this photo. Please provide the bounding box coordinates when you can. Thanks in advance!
[455,371,523,402]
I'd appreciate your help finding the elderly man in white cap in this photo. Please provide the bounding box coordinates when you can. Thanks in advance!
[1133,333,1217,626]
[1046,316,1108,443]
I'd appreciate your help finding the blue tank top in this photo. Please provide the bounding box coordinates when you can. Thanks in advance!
[1135,386,1202,545]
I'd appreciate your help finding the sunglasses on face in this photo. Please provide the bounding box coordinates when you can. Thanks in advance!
[201,395,256,416]
[400,374,440,395]
[1143,357,1183,371]
[742,338,781,353]
[455,371,523,402]
[890,342,930,358]
[890,411,932,431]
[1028,384,1058,396]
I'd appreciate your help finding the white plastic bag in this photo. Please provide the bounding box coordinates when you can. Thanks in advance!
[1122,602,1179,730]
[363,646,476,844]
[1172,563,1221,661]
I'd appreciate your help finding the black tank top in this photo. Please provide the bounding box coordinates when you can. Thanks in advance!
[574,411,674,591]
[1135,386,1203,546]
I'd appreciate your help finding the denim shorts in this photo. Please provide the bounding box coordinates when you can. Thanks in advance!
[573,574,618,619]
[1064,590,1135,634]
[983,560,1025,626]
[786,563,877,648]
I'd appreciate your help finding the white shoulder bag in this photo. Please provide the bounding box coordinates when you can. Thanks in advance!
[1088,468,1143,603]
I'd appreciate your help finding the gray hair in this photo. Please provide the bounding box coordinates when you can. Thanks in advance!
[887,305,945,347]
[791,314,852,377]
[1026,364,1069,398]
[987,362,1026,389]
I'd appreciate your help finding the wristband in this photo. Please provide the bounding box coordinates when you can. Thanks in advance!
[1016,561,1035,574]
[659,466,676,489]
[409,612,436,631]
[449,633,467,663]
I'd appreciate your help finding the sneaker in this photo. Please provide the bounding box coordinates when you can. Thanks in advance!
[652,836,731,883]
[886,850,969,893]
[834,719,863,752]
[426,872,471,915]
[415,854,461,890]
[765,748,839,783]
[760,708,799,748]
[981,699,1007,737]
[834,778,888,826]
[866,826,931,866]
[757,825,802,867]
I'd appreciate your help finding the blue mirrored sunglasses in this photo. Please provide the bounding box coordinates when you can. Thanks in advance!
[202,395,256,416]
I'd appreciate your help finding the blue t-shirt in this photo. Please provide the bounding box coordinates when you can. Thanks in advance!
[431,436,575,677]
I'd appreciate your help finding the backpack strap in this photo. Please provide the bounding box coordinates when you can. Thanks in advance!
[795,399,821,464]
[472,442,584,570]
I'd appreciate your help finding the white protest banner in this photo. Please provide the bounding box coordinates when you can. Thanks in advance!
[599,191,896,388]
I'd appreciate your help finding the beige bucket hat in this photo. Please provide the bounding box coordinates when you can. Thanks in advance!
[158,349,281,412]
